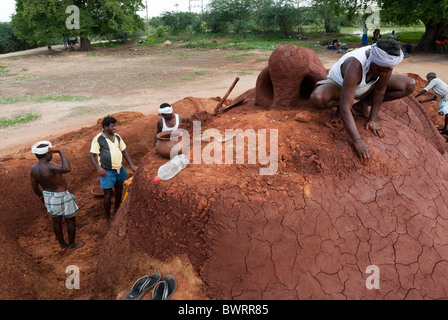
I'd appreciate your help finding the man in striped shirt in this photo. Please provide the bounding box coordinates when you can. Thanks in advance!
[89,116,138,226]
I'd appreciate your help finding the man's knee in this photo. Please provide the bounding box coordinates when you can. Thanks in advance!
[52,216,63,226]
[114,182,123,192]
[405,77,416,95]
[310,90,326,108]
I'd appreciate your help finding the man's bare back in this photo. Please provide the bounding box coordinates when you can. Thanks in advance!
[30,161,68,192]
[30,148,71,195]
[30,145,84,251]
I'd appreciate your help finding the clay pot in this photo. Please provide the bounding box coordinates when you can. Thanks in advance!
[155,130,183,158]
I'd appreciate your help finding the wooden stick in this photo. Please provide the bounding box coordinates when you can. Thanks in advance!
[215,77,240,113]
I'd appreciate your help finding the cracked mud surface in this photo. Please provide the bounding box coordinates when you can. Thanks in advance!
[2,42,448,300]
[97,80,448,299]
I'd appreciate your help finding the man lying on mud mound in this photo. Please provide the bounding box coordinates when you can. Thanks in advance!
[310,38,415,164]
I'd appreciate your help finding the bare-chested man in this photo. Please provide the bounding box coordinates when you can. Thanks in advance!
[310,38,415,164]
[30,141,84,251]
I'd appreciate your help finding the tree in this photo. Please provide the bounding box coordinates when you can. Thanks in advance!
[312,0,364,33]
[11,0,144,51]
[255,0,301,37]
[160,11,197,35]
[203,0,255,33]
[0,22,33,54]
[378,0,448,52]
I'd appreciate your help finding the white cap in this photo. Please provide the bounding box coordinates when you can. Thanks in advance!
[31,141,52,155]
[158,106,173,114]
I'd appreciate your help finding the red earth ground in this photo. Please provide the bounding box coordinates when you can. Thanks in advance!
[1,42,448,300]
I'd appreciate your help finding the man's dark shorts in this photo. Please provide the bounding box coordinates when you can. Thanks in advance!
[100,166,129,189]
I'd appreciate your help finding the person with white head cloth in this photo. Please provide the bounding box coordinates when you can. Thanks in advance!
[30,141,84,251]
[310,38,415,164]
[153,102,186,147]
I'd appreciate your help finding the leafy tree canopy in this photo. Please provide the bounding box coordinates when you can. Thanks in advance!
[378,0,448,26]
[11,0,144,47]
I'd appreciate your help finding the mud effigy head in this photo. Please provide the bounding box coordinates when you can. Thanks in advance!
[256,44,328,109]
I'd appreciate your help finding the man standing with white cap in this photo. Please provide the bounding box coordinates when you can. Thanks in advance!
[30,141,84,251]
[310,38,415,164]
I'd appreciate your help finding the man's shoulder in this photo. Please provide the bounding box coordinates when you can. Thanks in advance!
[91,131,104,141]
[30,163,39,174]
[114,133,123,140]
[435,78,448,85]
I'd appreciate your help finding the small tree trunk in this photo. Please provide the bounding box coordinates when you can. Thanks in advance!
[80,37,91,51]
[415,22,448,52]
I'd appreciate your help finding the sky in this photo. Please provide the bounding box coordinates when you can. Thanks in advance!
[0,0,210,23]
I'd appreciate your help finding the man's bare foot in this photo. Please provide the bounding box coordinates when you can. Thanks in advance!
[68,241,85,250]
[60,243,69,251]
[106,217,112,227]
[352,100,370,119]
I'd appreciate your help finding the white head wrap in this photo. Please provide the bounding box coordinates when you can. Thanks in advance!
[364,43,404,73]
[31,140,52,155]
[158,105,173,114]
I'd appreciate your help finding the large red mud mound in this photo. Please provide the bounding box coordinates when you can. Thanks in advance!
[256,45,328,109]
[93,46,448,300]
[2,45,448,300]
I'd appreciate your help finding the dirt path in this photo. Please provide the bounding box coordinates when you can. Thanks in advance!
[0,42,265,157]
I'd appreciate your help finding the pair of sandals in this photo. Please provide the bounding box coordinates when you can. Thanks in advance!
[125,272,177,300]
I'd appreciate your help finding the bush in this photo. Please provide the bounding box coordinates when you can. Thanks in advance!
[230,19,253,35]
[154,26,170,38]
[0,22,33,54]
[160,11,198,35]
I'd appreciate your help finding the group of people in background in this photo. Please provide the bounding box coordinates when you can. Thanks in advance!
[63,36,79,50]
[30,103,184,252]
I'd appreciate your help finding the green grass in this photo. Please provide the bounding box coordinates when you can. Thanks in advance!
[340,26,425,43]
[0,55,32,60]
[0,94,95,104]
[15,75,39,81]
[0,96,29,104]
[0,65,9,74]
[194,70,208,75]
[0,113,41,128]
[178,70,210,81]
[92,41,124,48]
[67,104,125,118]
[238,71,254,76]
[135,24,425,53]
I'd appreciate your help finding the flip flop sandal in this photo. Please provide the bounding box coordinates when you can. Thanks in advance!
[152,274,177,300]
[125,272,161,300]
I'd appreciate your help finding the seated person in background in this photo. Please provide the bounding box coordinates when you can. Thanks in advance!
[388,30,398,41]
[153,103,186,147]
[372,27,381,43]
[327,39,340,50]
[436,32,448,46]
[403,42,412,55]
